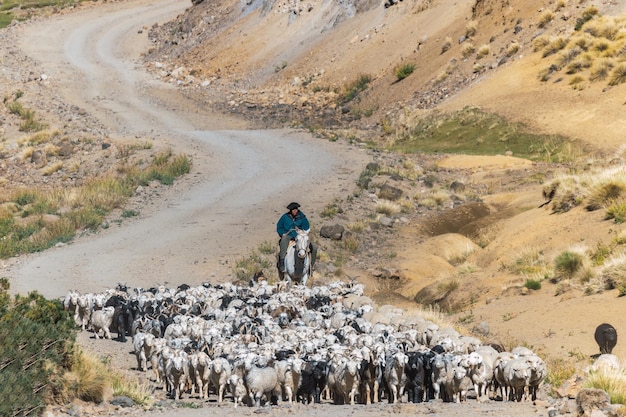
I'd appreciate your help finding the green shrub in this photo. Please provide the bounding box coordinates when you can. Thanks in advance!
[394,63,416,81]
[338,74,372,104]
[554,250,585,278]
[0,281,76,416]
[524,279,542,290]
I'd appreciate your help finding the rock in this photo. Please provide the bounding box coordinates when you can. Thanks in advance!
[378,183,403,201]
[472,320,490,337]
[319,224,344,240]
[576,388,612,417]
[58,142,74,158]
[379,216,393,227]
[110,396,135,407]
[557,375,583,399]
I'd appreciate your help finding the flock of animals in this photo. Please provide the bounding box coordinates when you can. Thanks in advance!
[63,280,548,407]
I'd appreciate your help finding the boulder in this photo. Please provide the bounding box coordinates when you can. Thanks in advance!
[320,224,344,240]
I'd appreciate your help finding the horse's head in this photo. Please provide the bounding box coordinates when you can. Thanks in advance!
[295,228,310,258]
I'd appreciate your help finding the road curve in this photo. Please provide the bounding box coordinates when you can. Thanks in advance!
[6,0,369,299]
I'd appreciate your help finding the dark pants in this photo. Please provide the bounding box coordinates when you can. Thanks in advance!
[279,235,317,267]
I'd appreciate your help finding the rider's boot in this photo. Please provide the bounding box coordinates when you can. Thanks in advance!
[279,258,286,273]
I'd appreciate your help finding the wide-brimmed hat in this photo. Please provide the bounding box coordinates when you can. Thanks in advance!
[286,202,301,210]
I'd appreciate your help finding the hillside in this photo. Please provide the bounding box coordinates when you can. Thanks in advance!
[138,0,626,360]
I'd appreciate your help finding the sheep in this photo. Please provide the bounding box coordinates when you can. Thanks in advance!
[466,351,493,401]
[493,351,517,401]
[188,351,211,399]
[75,293,93,331]
[447,365,472,403]
[502,357,531,402]
[275,357,304,404]
[133,332,149,371]
[90,306,115,339]
[595,323,618,355]
[384,350,408,403]
[165,349,188,399]
[586,353,621,373]
[209,356,232,403]
[245,365,280,407]
[525,354,546,401]
[227,374,248,407]
[430,353,452,402]
[327,355,361,405]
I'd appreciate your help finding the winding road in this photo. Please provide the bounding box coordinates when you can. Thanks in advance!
[6,0,369,299]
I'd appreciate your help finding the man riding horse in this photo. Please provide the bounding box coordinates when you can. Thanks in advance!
[276,202,317,273]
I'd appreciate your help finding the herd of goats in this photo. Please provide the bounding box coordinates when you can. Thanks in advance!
[63,279,547,407]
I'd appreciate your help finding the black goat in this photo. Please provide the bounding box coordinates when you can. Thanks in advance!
[405,352,426,403]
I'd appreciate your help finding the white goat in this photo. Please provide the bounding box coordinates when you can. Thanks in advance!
[90,306,115,339]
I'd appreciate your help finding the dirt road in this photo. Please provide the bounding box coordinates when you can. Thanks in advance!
[5,0,370,299]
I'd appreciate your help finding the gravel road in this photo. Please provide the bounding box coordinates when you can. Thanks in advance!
[6,0,370,299]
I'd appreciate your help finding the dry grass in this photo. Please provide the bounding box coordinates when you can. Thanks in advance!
[546,166,626,214]
[596,253,626,293]
[538,10,555,29]
[539,13,626,87]
[476,44,490,59]
[609,63,626,86]
[584,367,626,404]
[506,41,520,57]
[465,20,477,38]
[375,200,401,216]
[41,161,63,176]
[461,42,475,58]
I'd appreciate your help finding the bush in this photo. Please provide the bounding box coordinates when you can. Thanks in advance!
[338,74,372,104]
[554,250,585,279]
[524,279,542,290]
[0,280,77,416]
[394,63,416,81]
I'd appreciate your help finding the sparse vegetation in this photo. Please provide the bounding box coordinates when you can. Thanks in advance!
[553,248,585,281]
[385,107,582,162]
[584,368,626,404]
[337,73,372,104]
[524,278,542,290]
[0,151,191,259]
[394,63,416,81]
[538,10,554,28]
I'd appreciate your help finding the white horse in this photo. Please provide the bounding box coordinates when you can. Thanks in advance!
[278,228,312,287]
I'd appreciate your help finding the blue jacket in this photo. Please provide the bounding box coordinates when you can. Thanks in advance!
[277,211,310,238]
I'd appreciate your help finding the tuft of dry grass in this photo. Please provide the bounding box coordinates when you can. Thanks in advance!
[609,63,626,86]
[476,44,491,59]
[41,161,63,176]
[596,253,626,292]
[375,200,401,216]
[589,59,614,82]
[506,41,520,57]
[542,37,568,57]
[538,10,555,29]
[461,42,475,58]
[465,20,477,38]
